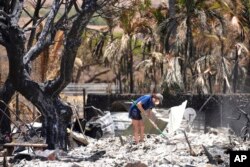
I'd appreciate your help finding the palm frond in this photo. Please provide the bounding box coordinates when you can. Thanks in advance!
[193,59,209,94]
[194,74,209,94]
[176,19,187,46]
[119,34,130,54]
[164,57,184,89]
[151,52,163,63]
[235,43,249,55]
[103,39,121,64]
[135,59,152,70]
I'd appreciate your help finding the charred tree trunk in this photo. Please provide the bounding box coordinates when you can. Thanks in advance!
[168,0,176,18]
[128,35,134,93]
[152,57,157,93]
[233,46,238,93]
[0,0,110,150]
[165,0,177,53]
[117,71,123,94]
[2,26,72,149]
[184,0,194,90]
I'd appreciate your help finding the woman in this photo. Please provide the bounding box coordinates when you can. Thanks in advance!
[129,93,163,144]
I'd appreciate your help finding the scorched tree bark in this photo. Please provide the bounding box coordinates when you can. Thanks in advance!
[0,0,115,150]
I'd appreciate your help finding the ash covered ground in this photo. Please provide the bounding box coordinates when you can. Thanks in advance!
[13,128,250,167]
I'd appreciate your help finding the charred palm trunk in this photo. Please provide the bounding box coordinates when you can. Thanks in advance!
[165,0,177,53]
[169,0,176,17]
[233,46,238,93]
[152,57,157,92]
[184,0,194,90]
[118,71,122,94]
[128,35,134,93]
[219,36,228,93]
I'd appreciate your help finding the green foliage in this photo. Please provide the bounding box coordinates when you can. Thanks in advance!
[133,39,143,56]
[119,9,136,34]
[144,0,152,7]
[152,8,165,24]
[177,0,186,6]
[89,15,107,25]
[243,0,250,22]
[139,0,152,11]
[209,1,221,10]
[113,32,123,39]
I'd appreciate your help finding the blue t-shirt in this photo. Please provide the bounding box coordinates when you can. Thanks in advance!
[130,95,155,112]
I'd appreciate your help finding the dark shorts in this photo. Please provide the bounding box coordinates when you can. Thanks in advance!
[129,109,142,120]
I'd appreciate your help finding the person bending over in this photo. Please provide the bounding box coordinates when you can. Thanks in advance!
[129,93,163,144]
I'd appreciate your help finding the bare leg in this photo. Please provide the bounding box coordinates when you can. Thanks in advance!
[139,120,145,142]
[132,119,140,144]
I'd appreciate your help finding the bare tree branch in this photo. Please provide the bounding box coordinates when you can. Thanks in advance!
[23,12,49,31]
[41,0,47,7]
[54,0,75,30]
[27,0,43,50]
[73,0,82,13]
[23,0,61,64]
[10,0,24,25]
[45,0,101,96]
[23,7,34,19]
[22,19,32,29]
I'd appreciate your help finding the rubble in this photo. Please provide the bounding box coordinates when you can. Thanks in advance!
[2,103,249,166]
[10,128,250,167]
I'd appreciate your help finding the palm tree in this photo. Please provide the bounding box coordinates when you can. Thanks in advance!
[156,0,250,94]
[117,0,153,93]
[136,52,164,92]
[119,8,136,93]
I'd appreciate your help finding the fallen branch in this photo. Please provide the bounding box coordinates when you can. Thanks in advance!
[67,129,89,146]
[183,130,197,156]
[202,144,217,165]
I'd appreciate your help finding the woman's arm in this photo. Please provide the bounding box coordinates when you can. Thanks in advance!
[136,102,146,114]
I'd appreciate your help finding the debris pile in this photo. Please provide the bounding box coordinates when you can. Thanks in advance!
[2,103,249,166]
[12,128,250,167]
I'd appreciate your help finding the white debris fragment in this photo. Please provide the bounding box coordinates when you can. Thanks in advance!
[168,101,187,134]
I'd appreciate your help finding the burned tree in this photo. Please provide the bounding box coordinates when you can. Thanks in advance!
[0,0,117,150]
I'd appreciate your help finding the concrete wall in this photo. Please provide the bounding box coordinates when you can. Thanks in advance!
[87,93,250,135]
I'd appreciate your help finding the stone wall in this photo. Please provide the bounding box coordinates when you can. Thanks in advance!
[87,93,250,135]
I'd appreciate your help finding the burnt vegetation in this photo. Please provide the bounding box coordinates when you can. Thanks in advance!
[0,0,119,150]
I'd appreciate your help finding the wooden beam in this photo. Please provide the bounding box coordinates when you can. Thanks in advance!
[4,143,48,148]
